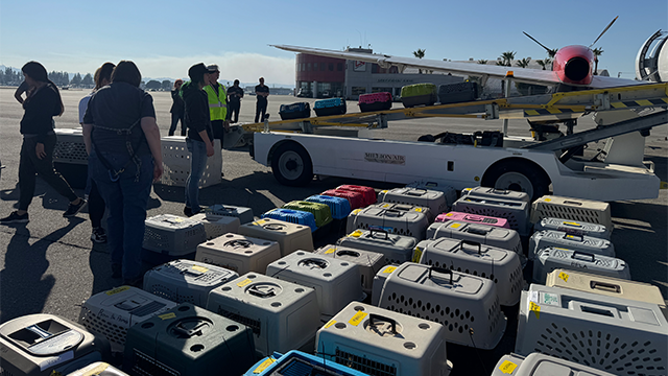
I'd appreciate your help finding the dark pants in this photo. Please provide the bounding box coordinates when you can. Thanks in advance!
[168,112,185,136]
[18,134,78,211]
[255,100,267,123]
[229,101,241,123]
[87,180,105,228]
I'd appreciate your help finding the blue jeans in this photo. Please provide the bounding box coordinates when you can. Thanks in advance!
[185,138,208,212]
[89,151,153,280]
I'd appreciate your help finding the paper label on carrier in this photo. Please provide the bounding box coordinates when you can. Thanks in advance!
[498,360,518,374]
[349,230,363,237]
[414,208,423,212]
[191,265,209,273]
[381,203,391,208]
[558,272,570,282]
[349,311,368,326]
[450,223,461,229]
[324,248,336,254]
[237,278,253,287]
[412,247,423,263]
[383,266,398,274]
[541,292,559,306]
[38,350,73,371]
[158,313,176,320]
[445,213,453,217]
[252,219,267,226]
[106,286,131,296]
[253,358,276,374]
[324,319,337,329]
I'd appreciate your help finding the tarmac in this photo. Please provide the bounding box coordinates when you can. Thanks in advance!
[0,87,666,375]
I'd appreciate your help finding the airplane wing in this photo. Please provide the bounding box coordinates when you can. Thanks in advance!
[273,45,644,89]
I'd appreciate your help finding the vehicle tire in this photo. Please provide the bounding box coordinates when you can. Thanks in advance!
[482,161,550,201]
[271,142,313,186]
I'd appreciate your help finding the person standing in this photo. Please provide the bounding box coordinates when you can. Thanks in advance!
[227,79,244,123]
[183,63,215,217]
[78,62,115,243]
[1,61,87,224]
[168,79,186,136]
[82,60,163,285]
[14,80,30,104]
[204,65,230,148]
[254,77,269,123]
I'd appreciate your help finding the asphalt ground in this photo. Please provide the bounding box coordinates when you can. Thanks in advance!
[0,87,666,375]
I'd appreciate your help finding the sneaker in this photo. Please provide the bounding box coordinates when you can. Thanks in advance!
[63,198,87,217]
[0,211,29,224]
[184,206,194,217]
[91,227,107,243]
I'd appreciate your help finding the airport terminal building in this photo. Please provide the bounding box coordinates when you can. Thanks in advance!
[295,47,463,99]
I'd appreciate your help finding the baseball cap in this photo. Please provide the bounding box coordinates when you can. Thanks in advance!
[188,63,209,81]
[207,65,220,73]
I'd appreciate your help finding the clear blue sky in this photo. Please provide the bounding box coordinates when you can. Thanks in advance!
[1,0,666,86]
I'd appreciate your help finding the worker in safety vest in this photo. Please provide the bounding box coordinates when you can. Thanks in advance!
[204,65,230,174]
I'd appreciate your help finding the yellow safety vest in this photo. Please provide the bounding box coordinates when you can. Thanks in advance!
[204,83,227,121]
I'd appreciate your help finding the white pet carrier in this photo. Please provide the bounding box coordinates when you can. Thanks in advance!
[528,230,615,260]
[372,265,400,306]
[266,251,365,318]
[189,213,240,240]
[427,221,523,257]
[376,263,506,349]
[315,302,452,376]
[337,229,417,265]
[78,286,177,352]
[377,188,447,219]
[516,284,668,376]
[460,187,530,202]
[143,214,207,256]
[206,272,321,356]
[414,238,524,306]
[533,247,631,284]
[314,244,385,294]
[530,195,613,231]
[406,180,458,209]
[346,204,429,240]
[491,353,618,376]
[534,217,611,240]
[66,362,129,376]
[452,195,530,236]
[238,218,314,256]
[195,232,281,274]
[205,203,254,224]
[376,202,434,223]
[142,259,239,307]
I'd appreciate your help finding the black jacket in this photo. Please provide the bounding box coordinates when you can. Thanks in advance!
[183,81,212,142]
[20,83,60,142]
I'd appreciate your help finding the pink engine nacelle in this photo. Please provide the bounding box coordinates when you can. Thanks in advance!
[435,211,510,228]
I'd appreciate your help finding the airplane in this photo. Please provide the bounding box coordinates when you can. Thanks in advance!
[273,17,647,91]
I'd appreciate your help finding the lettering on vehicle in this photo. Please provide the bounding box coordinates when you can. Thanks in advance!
[364,152,406,165]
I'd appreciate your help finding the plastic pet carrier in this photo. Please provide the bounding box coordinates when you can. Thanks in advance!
[123,303,256,376]
[238,218,314,256]
[244,350,370,376]
[546,268,666,309]
[204,203,254,224]
[321,189,366,210]
[346,205,429,240]
[378,187,448,219]
[279,102,311,120]
[529,230,615,260]
[376,263,506,349]
[358,92,393,113]
[195,232,281,274]
[460,186,530,202]
[427,221,523,257]
[282,200,333,228]
[406,180,457,209]
[337,229,417,265]
[438,82,479,104]
[491,353,618,376]
[533,247,631,284]
[262,208,318,232]
[266,251,365,318]
[142,259,239,307]
[0,314,111,376]
[66,362,129,376]
[516,284,668,375]
[337,185,377,207]
[400,83,437,108]
[534,217,612,240]
[414,238,523,306]
[206,273,320,356]
[452,194,530,236]
[530,195,613,230]
[376,202,434,223]
[189,212,240,240]
[371,265,400,306]
[314,97,347,117]
[305,194,352,220]
[316,302,451,376]
[314,244,385,294]
[435,211,510,229]
[78,286,177,352]
[143,214,207,256]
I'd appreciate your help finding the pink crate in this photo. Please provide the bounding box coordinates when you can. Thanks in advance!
[358,92,393,104]
[435,211,510,228]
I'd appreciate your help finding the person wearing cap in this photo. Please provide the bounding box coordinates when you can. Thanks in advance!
[254,77,270,123]
[183,63,215,217]
[227,79,244,123]
[204,65,230,155]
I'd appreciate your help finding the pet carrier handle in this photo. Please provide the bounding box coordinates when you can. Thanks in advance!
[383,209,403,218]
[263,223,286,231]
[423,181,439,188]
[337,250,361,258]
[173,322,207,338]
[369,314,398,334]
[301,258,328,269]
[407,188,428,196]
[563,233,584,242]
[563,200,583,206]
[467,225,490,236]
[463,214,485,223]
[225,239,252,248]
[490,188,510,194]
[460,240,482,255]
[247,285,277,298]
[590,281,621,293]
[369,229,389,240]
[429,266,454,284]
[571,251,596,262]
[26,324,54,339]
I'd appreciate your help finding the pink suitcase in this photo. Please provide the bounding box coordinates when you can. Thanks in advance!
[434,211,510,228]
[358,92,393,112]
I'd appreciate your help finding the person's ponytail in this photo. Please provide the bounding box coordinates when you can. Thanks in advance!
[47,79,65,116]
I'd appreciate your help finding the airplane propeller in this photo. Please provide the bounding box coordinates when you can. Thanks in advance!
[522,31,558,57]
[589,16,618,48]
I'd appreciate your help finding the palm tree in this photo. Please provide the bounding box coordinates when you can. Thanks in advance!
[413,49,426,73]
[496,60,506,66]
[500,51,516,67]
[592,47,604,75]
[536,58,552,70]
[477,59,488,65]
[516,57,532,68]
[547,48,558,58]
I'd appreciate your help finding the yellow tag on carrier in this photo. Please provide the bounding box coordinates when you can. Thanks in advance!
[451,223,461,229]
[348,311,368,326]
[412,247,423,263]
[253,358,276,374]
[192,265,209,273]
[106,286,130,296]
[237,279,252,287]
[324,319,337,329]
[325,248,336,254]
[558,272,570,282]
[349,230,363,237]
[445,213,453,217]
[499,360,518,374]
[158,313,176,320]
[383,266,398,274]
[529,302,541,319]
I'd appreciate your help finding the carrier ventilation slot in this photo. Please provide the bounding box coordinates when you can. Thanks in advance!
[335,348,397,376]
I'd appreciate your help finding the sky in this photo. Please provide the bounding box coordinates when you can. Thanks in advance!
[1,0,667,87]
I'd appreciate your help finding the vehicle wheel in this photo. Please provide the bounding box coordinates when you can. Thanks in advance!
[271,142,313,186]
[482,161,550,201]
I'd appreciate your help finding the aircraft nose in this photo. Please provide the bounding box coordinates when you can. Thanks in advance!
[564,57,590,82]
